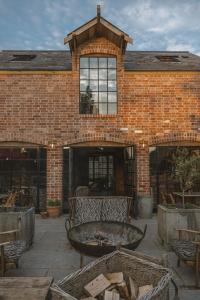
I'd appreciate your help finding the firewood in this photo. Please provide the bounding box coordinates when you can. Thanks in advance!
[137,285,153,299]
[128,277,138,300]
[84,274,111,297]
[106,273,123,284]
[117,281,130,300]
[104,290,120,300]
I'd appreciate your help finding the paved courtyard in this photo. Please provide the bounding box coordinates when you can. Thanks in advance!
[6,215,200,299]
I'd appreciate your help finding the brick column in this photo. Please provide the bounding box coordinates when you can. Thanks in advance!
[47,146,63,204]
[136,144,150,196]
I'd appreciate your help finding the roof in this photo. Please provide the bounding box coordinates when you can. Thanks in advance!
[64,6,132,53]
[0,50,200,71]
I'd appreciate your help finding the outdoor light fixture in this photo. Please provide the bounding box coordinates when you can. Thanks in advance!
[48,142,55,149]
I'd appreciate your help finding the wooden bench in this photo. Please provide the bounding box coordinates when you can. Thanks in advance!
[171,228,200,287]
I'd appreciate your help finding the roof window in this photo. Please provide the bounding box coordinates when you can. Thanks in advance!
[156,55,180,62]
[10,54,36,62]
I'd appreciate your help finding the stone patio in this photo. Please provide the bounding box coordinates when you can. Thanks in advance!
[6,215,199,299]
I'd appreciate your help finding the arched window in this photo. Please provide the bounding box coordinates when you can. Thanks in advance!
[80,56,117,114]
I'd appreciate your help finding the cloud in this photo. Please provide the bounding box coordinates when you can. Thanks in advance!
[165,39,195,52]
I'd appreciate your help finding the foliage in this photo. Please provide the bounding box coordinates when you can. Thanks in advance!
[47,199,61,207]
[171,148,200,208]
[80,86,95,114]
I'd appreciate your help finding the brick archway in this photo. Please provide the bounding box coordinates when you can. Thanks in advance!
[150,131,200,146]
[67,133,134,147]
[0,132,45,146]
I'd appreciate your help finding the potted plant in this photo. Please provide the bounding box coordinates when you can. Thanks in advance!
[47,199,61,217]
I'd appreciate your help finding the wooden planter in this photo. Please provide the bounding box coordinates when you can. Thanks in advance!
[47,206,61,218]
[158,204,200,247]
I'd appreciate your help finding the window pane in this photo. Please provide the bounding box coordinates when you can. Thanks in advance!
[80,69,89,79]
[108,103,117,114]
[108,81,116,91]
[90,57,98,68]
[90,80,98,91]
[80,57,89,68]
[99,57,107,68]
[91,102,98,114]
[91,92,98,102]
[99,69,107,80]
[108,92,117,102]
[108,58,116,68]
[80,99,93,114]
[99,80,107,92]
[90,69,98,80]
[108,69,116,80]
[80,80,89,91]
[99,103,107,114]
[99,92,107,102]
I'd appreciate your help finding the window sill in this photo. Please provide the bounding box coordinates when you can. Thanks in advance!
[79,114,117,118]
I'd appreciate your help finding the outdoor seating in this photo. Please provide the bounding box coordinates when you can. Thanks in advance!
[0,220,26,275]
[171,228,200,287]
[66,196,132,230]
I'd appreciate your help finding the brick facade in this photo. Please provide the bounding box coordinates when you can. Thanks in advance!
[0,35,200,207]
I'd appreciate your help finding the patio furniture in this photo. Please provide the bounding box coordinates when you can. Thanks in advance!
[0,218,26,275]
[171,228,200,287]
[67,221,147,257]
[66,196,132,230]
[0,277,53,299]
[51,249,174,300]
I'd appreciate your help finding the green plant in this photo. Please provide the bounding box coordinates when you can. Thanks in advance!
[171,148,200,208]
[47,199,61,207]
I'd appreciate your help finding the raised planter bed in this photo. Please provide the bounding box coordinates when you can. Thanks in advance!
[157,204,200,247]
[0,207,35,249]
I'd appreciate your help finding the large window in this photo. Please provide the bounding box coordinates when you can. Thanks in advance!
[80,56,117,114]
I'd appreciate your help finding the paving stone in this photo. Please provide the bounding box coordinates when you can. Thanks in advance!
[6,214,198,300]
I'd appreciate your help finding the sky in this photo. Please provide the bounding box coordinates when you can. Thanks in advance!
[0,0,200,55]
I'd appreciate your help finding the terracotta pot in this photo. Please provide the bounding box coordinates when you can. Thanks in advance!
[47,206,61,218]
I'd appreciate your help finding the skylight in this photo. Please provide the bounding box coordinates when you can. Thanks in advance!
[156,55,180,62]
[10,54,36,62]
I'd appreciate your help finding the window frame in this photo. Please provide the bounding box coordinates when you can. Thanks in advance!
[79,55,118,115]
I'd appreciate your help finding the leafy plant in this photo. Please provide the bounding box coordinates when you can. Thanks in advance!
[171,148,200,208]
[47,199,61,207]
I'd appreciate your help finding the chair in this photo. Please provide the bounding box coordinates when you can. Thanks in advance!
[66,196,132,230]
[0,219,26,275]
[171,228,200,287]
[2,191,19,208]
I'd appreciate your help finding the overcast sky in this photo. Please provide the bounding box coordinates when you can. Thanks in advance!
[0,0,200,55]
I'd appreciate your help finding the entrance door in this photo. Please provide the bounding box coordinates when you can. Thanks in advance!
[89,154,114,195]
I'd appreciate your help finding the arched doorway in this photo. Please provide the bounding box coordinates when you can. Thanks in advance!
[150,142,200,207]
[63,141,136,211]
[0,142,47,212]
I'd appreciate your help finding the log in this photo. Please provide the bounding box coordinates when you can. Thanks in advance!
[137,285,153,299]
[104,290,120,300]
[117,281,130,300]
[84,274,111,297]
[106,273,123,284]
[129,277,138,300]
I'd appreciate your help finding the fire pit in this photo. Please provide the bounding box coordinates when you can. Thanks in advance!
[67,221,147,257]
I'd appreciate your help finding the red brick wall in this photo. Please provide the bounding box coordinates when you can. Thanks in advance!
[0,37,200,202]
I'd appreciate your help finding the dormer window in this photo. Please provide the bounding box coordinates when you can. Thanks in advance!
[80,56,117,114]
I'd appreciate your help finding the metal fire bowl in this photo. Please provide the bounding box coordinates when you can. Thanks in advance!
[67,221,147,257]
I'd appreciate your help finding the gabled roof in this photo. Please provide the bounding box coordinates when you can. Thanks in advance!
[64,5,133,53]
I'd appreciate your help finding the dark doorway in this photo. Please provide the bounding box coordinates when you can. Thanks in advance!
[150,145,200,207]
[63,145,136,211]
[0,146,47,212]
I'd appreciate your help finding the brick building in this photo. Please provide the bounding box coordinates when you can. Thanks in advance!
[0,7,200,212]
